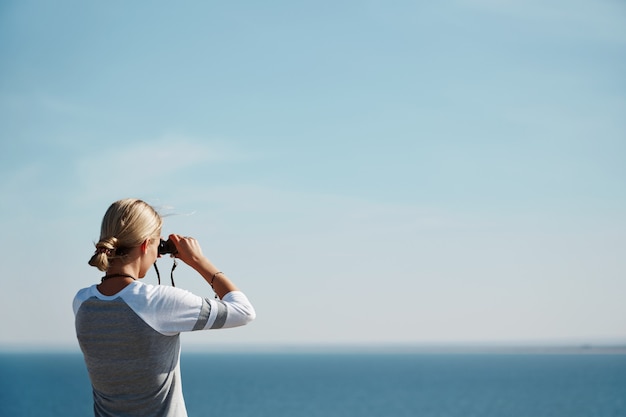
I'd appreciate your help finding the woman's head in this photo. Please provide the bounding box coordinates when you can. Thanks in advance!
[88,199,162,271]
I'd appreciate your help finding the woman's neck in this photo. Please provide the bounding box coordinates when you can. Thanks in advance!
[97,268,139,296]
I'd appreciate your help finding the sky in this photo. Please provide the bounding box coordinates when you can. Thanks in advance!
[1,0,625,351]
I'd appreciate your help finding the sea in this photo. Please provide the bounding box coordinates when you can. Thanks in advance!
[1,351,625,417]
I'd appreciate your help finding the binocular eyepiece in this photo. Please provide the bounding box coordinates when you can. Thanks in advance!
[158,239,177,255]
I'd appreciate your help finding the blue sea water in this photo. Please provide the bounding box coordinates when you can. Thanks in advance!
[1,352,625,417]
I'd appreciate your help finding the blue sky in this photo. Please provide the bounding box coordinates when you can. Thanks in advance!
[1,0,625,350]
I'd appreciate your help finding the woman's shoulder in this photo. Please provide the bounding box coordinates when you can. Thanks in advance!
[73,285,98,314]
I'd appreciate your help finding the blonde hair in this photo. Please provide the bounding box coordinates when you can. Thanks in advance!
[88,199,163,271]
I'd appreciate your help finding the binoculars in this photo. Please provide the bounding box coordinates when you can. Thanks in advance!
[158,239,178,255]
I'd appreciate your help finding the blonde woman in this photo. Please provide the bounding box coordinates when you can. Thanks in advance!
[73,198,256,417]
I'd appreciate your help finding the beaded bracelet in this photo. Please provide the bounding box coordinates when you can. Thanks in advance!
[210,272,224,299]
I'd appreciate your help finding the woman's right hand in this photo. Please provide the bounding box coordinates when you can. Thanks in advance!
[168,234,206,268]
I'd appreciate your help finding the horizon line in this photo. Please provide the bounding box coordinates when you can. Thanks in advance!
[2,341,626,355]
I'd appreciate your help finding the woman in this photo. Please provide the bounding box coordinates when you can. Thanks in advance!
[73,198,256,416]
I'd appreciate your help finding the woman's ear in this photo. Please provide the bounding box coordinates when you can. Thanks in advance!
[140,239,150,254]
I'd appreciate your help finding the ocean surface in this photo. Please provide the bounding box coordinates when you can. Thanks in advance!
[1,351,625,417]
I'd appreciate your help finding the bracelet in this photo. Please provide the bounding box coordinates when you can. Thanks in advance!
[210,272,224,300]
[210,271,224,288]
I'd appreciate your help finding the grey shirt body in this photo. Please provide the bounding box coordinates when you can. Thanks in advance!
[74,281,256,417]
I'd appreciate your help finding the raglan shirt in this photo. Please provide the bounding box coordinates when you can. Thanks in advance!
[73,281,255,417]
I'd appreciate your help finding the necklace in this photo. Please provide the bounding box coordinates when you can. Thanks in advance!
[101,273,136,282]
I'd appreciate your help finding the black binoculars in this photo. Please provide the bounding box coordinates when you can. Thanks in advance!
[158,239,178,255]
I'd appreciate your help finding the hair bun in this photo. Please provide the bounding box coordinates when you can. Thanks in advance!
[89,237,119,271]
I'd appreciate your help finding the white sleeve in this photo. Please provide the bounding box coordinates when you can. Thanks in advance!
[122,284,255,336]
